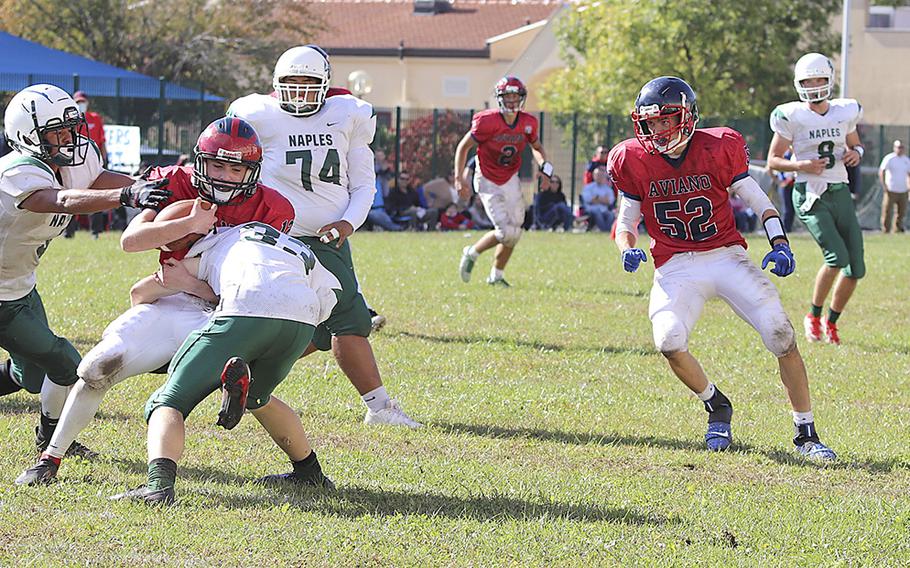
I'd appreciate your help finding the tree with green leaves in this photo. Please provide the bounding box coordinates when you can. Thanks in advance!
[0,0,322,98]
[542,0,841,120]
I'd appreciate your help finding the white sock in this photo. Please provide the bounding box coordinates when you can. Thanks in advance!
[696,383,716,402]
[466,246,479,260]
[46,380,109,459]
[362,386,391,413]
[793,410,814,425]
[40,378,71,420]
[490,267,504,281]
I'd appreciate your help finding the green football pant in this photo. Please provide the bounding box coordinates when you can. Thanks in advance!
[296,237,372,351]
[0,287,80,393]
[793,182,866,279]
[145,316,315,420]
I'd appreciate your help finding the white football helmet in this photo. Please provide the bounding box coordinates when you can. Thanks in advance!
[273,45,331,117]
[4,84,89,166]
[793,53,835,103]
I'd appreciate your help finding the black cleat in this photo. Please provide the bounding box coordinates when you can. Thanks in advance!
[216,357,250,430]
[65,441,98,459]
[109,485,175,505]
[256,471,336,491]
[15,458,59,486]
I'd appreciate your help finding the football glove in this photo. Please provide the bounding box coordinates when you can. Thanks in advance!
[120,178,171,209]
[761,242,795,277]
[621,248,648,273]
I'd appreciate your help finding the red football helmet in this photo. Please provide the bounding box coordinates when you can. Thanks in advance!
[495,76,527,114]
[192,117,262,205]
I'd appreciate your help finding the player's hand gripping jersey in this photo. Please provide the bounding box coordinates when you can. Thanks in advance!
[470,109,538,185]
[0,138,103,300]
[145,165,295,262]
[186,222,341,326]
[608,127,749,268]
[769,99,862,185]
[226,92,376,236]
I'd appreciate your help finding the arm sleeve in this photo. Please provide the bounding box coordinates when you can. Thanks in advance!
[526,115,539,144]
[470,114,489,144]
[769,106,794,140]
[724,129,752,186]
[730,175,776,217]
[846,101,863,134]
[615,194,642,236]
[342,145,377,230]
[606,145,640,201]
[0,163,56,206]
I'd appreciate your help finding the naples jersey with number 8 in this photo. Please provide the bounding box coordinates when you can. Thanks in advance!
[227,93,376,237]
[608,127,749,268]
[471,109,538,185]
[769,99,862,185]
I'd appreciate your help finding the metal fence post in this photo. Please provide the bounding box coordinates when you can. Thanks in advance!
[394,106,402,189]
[198,82,205,138]
[538,111,545,143]
[606,114,613,147]
[115,78,122,124]
[570,111,578,206]
[157,77,165,162]
[879,125,885,166]
[431,108,438,178]
[72,74,80,95]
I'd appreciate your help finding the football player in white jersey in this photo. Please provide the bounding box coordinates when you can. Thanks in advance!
[110,223,340,503]
[0,84,170,456]
[768,53,866,346]
[228,45,420,427]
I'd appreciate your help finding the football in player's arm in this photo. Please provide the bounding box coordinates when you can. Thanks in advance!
[610,76,835,461]
[766,52,865,347]
[454,76,554,287]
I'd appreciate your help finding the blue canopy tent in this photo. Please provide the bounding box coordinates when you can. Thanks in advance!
[0,32,221,101]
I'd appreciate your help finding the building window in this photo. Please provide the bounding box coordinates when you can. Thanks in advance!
[443,76,470,98]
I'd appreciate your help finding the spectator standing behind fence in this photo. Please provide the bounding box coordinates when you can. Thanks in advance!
[581,167,616,231]
[74,91,110,238]
[534,175,573,231]
[583,145,609,185]
[879,139,910,233]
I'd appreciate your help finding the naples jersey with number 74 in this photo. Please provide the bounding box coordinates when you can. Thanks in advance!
[607,127,751,267]
[227,91,375,237]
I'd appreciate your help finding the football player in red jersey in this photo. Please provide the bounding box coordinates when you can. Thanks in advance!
[609,77,836,461]
[16,117,298,486]
[454,76,554,287]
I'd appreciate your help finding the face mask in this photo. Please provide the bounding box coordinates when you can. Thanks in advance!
[77,102,88,114]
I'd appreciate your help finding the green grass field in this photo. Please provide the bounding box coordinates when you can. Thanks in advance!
[0,230,908,566]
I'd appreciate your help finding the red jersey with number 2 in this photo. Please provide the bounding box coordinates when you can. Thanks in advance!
[470,109,538,185]
[146,165,295,262]
[607,127,750,268]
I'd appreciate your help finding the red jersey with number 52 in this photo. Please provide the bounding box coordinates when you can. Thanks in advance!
[607,127,750,268]
[146,165,295,262]
[470,109,538,185]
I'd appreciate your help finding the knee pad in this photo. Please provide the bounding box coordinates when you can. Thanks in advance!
[652,313,689,355]
[77,337,127,390]
[497,225,522,247]
[760,316,797,358]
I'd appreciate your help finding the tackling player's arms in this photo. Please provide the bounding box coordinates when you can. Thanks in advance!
[129,257,208,306]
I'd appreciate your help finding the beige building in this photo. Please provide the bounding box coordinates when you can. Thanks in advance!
[838,0,910,125]
[311,0,910,125]
[310,0,562,111]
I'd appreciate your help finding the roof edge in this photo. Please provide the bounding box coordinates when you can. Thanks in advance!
[326,47,490,59]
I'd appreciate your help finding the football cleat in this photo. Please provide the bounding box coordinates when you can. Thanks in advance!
[256,472,336,491]
[15,458,59,486]
[35,423,96,459]
[795,440,837,462]
[65,441,98,459]
[803,314,822,342]
[705,421,733,451]
[216,357,250,430]
[486,276,511,287]
[364,399,422,428]
[459,246,475,282]
[109,485,176,505]
[368,309,387,332]
[822,318,840,346]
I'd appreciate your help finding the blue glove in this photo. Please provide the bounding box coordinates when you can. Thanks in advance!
[621,248,648,273]
[761,243,795,277]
